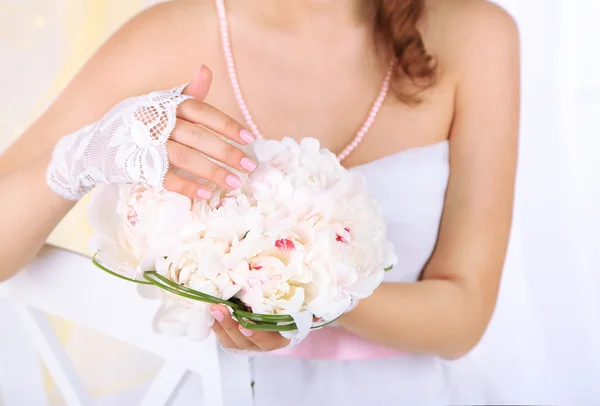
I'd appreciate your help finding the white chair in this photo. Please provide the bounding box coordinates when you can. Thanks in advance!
[0,245,254,406]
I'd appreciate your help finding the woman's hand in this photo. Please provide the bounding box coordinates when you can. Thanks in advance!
[165,66,256,199]
[210,305,290,352]
[46,65,256,201]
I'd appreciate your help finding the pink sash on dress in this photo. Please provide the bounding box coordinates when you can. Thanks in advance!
[273,328,406,360]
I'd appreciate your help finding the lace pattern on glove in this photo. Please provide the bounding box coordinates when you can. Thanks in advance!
[46,85,192,200]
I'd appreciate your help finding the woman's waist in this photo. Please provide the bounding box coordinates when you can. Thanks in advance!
[270,326,407,361]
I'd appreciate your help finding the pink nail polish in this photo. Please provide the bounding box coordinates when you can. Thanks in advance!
[197,188,212,199]
[195,64,206,76]
[240,328,253,337]
[240,129,255,144]
[226,175,242,189]
[211,310,224,322]
[240,157,257,172]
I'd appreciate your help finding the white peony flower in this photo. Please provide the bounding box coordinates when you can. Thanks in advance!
[253,137,345,188]
[248,137,347,212]
[155,230,240,301]
[229,233,312,315]
[88,184,191,280]
[276,171,398,320]
[315,172,397,303]
[291,254,348,321]
[191,188,264,245]
[330,173,397,279]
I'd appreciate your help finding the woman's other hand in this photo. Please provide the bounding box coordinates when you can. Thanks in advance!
[210,305,290,352]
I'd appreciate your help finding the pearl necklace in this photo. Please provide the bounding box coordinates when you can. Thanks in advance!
[215,0,393,162]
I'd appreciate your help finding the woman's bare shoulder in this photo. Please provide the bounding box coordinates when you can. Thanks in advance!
[101,0,221,90]
[57,0,220,99]
[424,0,519,77]
[45,0,221,111]
[0,0,220,170]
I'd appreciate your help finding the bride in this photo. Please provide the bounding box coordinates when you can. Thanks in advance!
[0,0,519,404]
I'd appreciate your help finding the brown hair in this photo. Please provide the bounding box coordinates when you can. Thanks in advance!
[370,0,437,103]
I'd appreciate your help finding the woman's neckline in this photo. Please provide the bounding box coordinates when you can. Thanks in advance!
[348,140,449,171]
[215,0,394,163]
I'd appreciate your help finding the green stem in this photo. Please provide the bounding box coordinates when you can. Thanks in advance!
[233,309,294,323]
[233,311,298,332]
[143,271,246,310]
[92,255,153,285]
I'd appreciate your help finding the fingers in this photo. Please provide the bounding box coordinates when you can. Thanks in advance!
[210,305,256,350]
[177,99,254,146]
[170,119,257,173]
[166,140,244,190]
[211,319,238,349]
[181,65,212,101]
[210,305,291,352]
[239,325,290,351]
[163,171,212,200]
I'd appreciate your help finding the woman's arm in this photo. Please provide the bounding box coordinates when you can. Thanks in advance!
[338,1,521,360]
[0,2,209,281]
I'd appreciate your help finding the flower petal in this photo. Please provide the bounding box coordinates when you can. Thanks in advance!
[87,185,122,243]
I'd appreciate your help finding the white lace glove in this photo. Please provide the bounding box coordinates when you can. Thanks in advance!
[46,85,193,200]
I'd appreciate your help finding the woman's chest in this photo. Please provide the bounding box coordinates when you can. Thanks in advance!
[202,56,455,168]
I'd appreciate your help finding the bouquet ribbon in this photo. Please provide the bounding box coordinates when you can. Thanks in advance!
[274,327,407,360]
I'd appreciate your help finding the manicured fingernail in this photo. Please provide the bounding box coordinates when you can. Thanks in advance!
[195,64,206,75]
[240,327,253,337]
[211,310,224,322]
[240,129,255,144]
[240,157,257,172]
[197,188,211,199]
[226,175,242,189]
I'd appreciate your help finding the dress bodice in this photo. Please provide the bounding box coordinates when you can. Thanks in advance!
[352,141,450,284]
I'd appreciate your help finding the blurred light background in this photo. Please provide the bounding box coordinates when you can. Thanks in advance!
[0,0,598,405]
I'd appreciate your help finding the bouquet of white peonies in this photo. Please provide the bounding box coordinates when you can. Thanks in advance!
[89,137,397,342]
